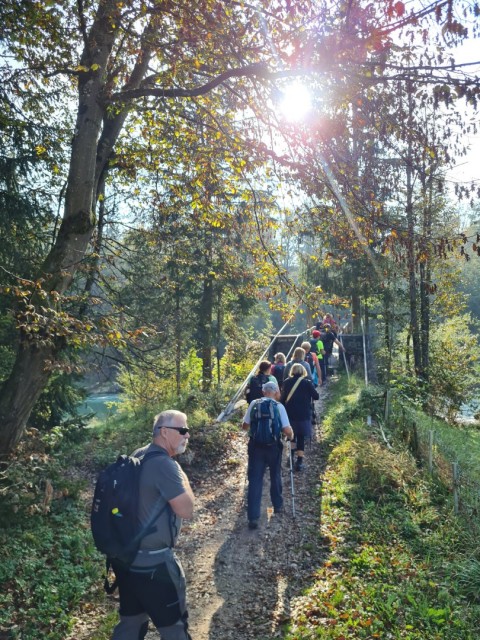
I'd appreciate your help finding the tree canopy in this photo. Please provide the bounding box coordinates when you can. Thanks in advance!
[1,0,480,452]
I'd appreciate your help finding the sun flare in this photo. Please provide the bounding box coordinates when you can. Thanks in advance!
[279,83,312,122]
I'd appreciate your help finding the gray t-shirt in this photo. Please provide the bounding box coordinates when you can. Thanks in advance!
[131,443,186,566]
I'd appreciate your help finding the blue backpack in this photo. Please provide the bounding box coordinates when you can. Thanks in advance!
[249,398,283,445]
[91,450,169,586]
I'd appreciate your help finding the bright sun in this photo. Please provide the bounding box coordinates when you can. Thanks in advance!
[279,83,312,122]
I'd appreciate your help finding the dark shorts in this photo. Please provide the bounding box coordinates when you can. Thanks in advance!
[113,551,187,628]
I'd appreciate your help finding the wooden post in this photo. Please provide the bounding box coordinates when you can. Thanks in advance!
[428,430,434,473]
[452,462,459,515]
[361,317,368,386]
[384,389,391,426]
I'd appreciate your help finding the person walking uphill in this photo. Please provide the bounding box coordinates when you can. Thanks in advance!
[281,364,319,472]
[111,410,194,640]
[270,352,286,390]
[242,381,294,529]
[320,322,345,378]
[310,330,326,384]
[283,346,313,381]
[301,341,322,387]
[245,360,276,404]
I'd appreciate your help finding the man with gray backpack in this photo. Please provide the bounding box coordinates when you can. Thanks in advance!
[242,381,294,529]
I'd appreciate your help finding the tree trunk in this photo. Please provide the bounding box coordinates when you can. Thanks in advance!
[419,260,430,381]
[0,1,162,453]
[383,286,393,385]
[216,290,222,386]
[419,149,435,382]
[351,290,362,333]
[0,342,59,452]
[175,286,182,396]
[199,272,214,392]
[405,79,422,378]
[0,0,122,454]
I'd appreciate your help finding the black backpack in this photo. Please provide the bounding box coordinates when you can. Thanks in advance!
[91,450,169,584]
[249,398,283,445]
[246,373,269,404]
[271,363,285,388]
[309,338,319,354]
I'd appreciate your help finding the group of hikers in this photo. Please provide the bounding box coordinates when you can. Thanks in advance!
[92,316,345,639]
[242,317,346,530]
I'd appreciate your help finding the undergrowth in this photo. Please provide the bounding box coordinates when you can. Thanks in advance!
[0,400,237,640]
[284,376,480,640]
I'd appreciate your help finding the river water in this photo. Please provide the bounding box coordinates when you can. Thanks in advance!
[458,397,480,423]
[78,393,120,420]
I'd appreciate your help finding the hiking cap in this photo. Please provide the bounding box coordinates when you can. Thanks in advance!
[312,330,321,338]
[262,381,279,394]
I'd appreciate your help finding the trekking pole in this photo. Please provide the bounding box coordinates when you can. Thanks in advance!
[286,439,296,518]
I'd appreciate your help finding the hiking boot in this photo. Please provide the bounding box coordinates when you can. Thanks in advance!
[274,505,284,514]
[248,520,259,530]
[295,457,305,472]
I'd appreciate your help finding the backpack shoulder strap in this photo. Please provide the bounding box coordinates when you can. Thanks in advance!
[133,449,171,547]
[141,449,168,463]
[285,376,303,403]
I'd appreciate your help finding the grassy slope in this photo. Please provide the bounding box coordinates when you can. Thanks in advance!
[284,378,480,640]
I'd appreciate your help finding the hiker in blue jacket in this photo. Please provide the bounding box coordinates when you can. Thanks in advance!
[242,381,293,530]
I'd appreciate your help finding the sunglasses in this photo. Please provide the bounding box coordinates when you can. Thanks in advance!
[161,426,190,436]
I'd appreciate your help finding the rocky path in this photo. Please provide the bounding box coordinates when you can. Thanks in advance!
[148,389,329,640]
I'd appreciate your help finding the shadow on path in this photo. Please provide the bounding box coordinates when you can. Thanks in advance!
[143,384,336,640]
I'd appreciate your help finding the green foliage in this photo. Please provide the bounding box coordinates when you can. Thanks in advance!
[0,427,102,640]
[29,373,87,432]
[454,558,480,602]
[284,375,480,639]
[117,349,219,415]
[336,384,386,422]
[117,342,258,423]
[427,316,479,419]
[0,510,101,640]
[386,315,480,418]
[0,427,89,524]
[0,315,16,381]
